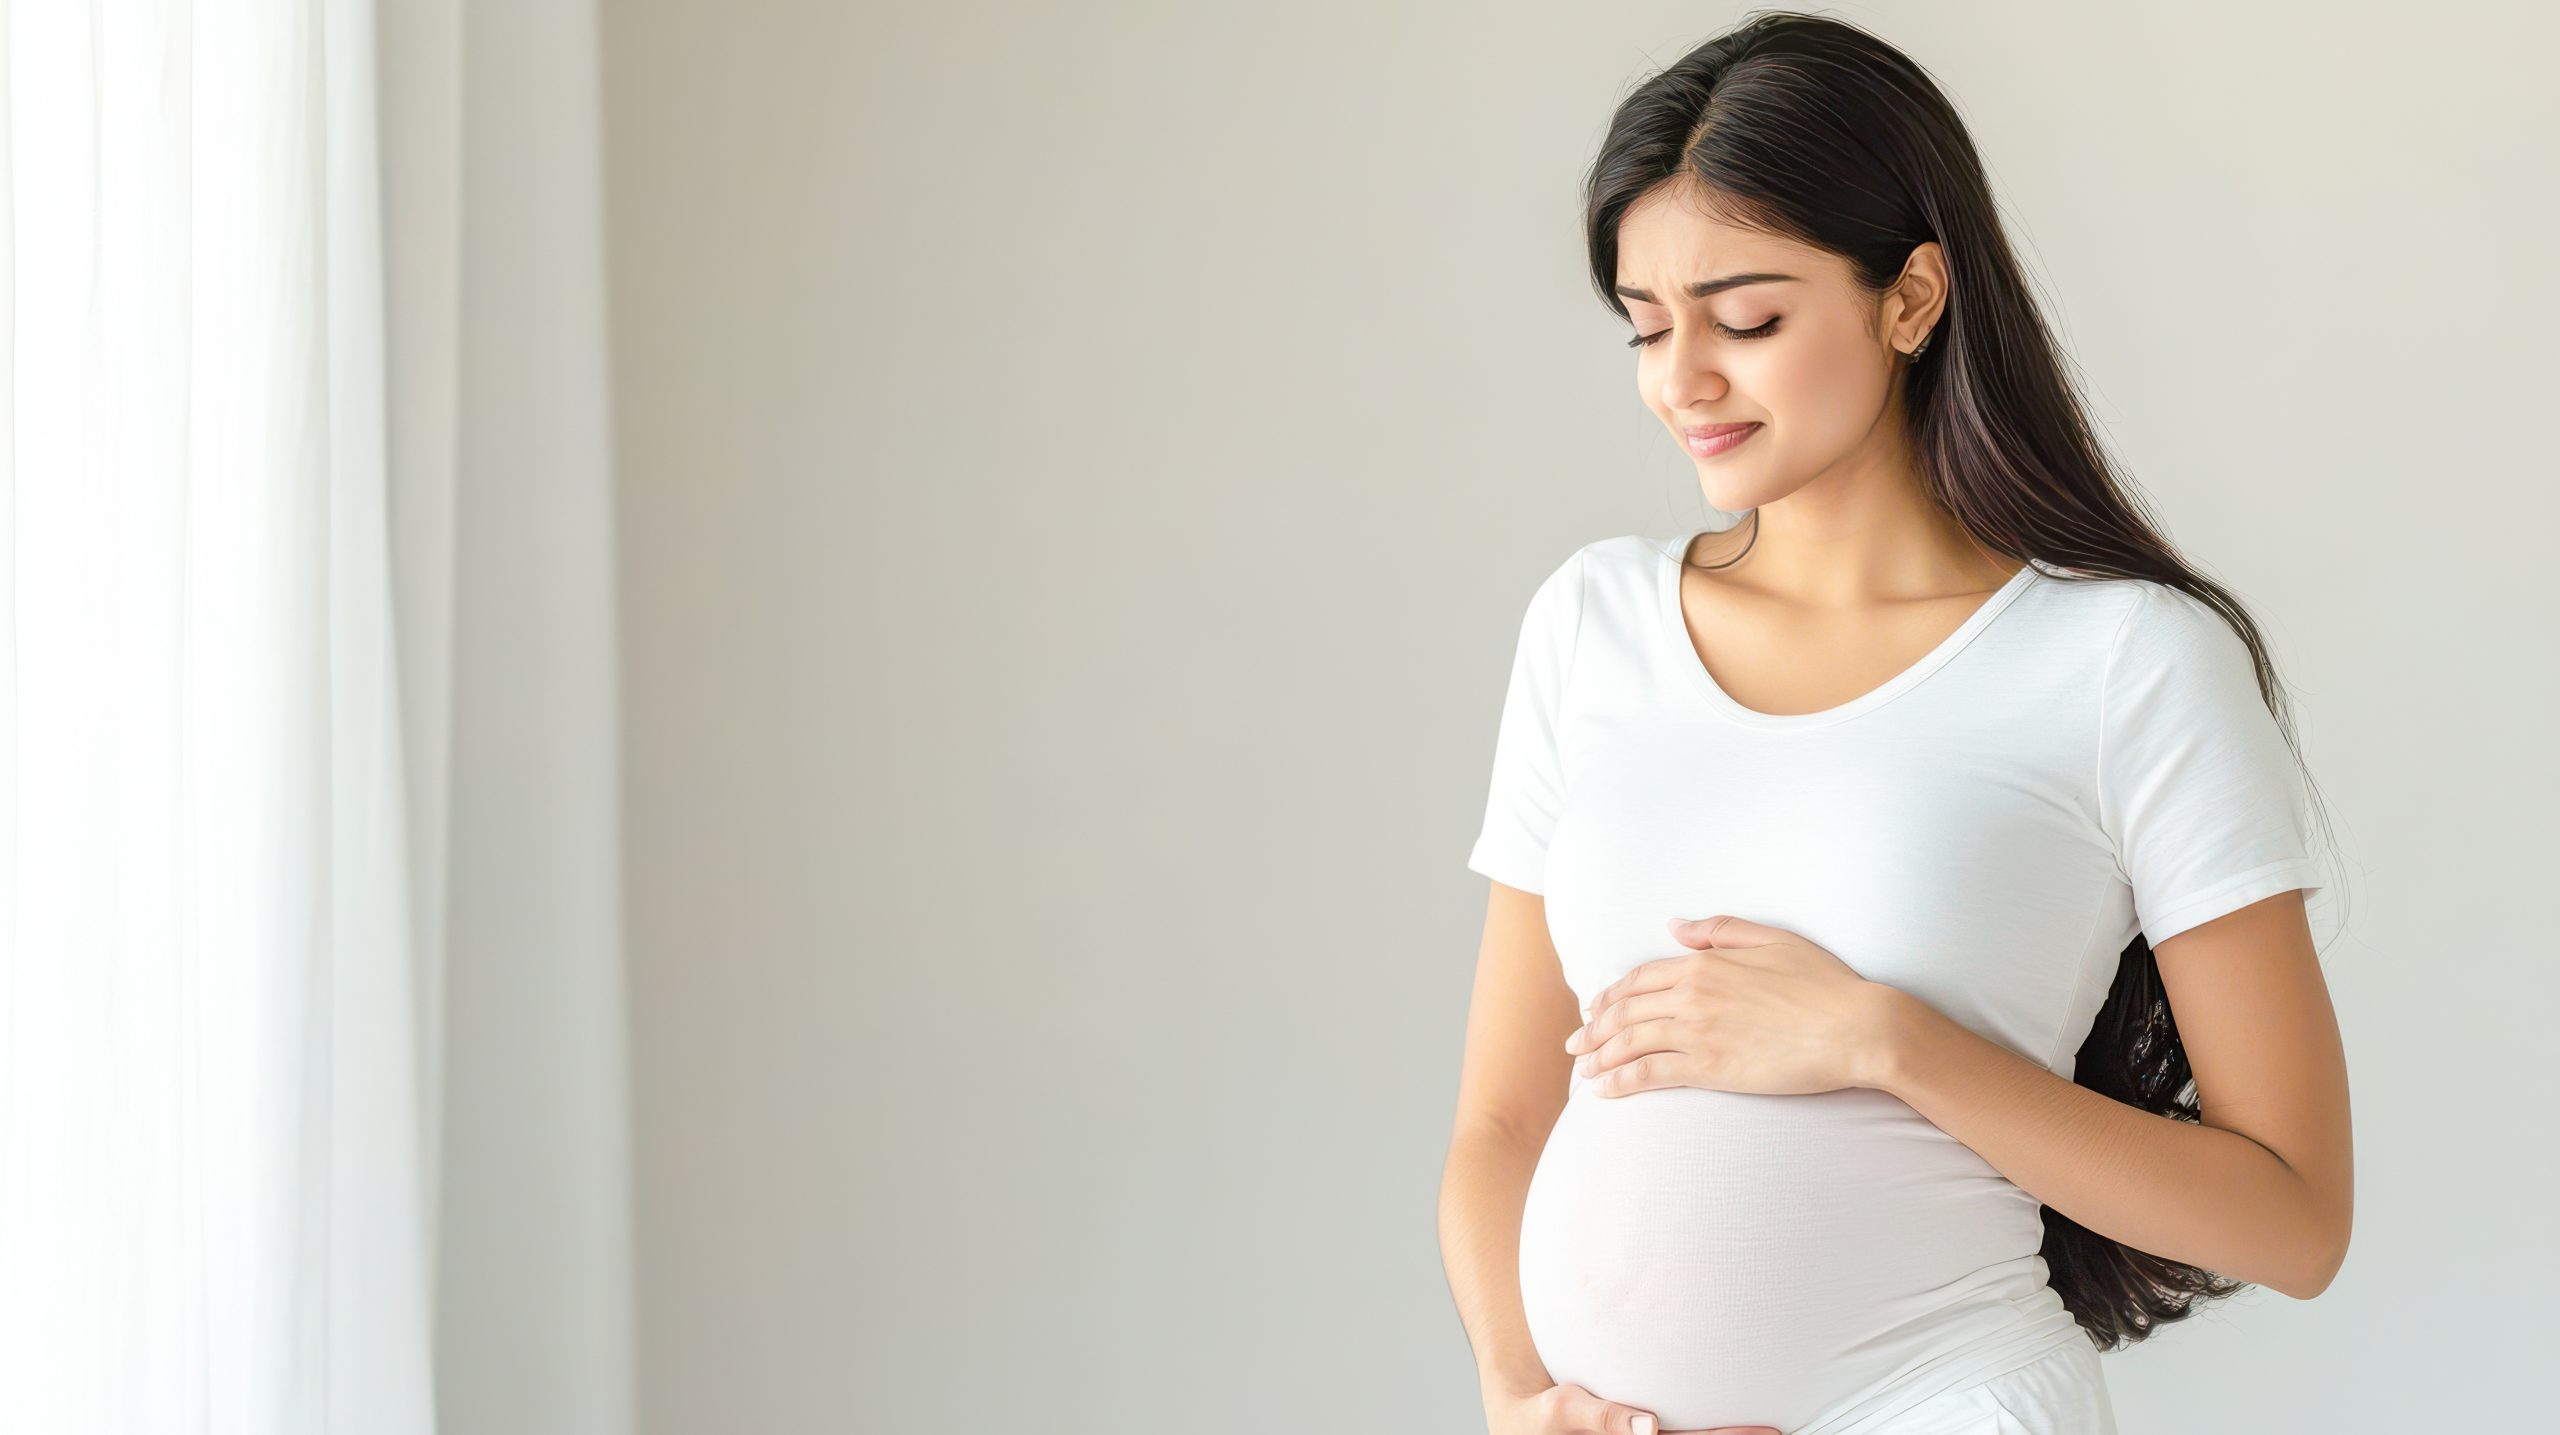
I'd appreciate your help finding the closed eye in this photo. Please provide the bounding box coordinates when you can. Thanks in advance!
[1627,317,1782,348]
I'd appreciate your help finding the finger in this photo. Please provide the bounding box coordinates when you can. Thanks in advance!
[1666,1426,1783,1434]
[1592,1049,1679,1098]
[1568,988,1676,1055]
[1583,955,1682,1023]
[1580,1014,1682,1080]
[1551,1383,1659,1435]
[1667,913,1782,948]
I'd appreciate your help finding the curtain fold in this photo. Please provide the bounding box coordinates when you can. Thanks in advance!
[396,0,636,1430]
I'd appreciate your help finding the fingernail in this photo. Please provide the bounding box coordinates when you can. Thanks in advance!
[1633,1415,1656,1435]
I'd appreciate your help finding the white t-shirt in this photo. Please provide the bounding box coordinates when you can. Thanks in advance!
[1466,529,2323,1434]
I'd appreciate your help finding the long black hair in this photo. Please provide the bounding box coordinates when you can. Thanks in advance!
[1582,9,2347,1349]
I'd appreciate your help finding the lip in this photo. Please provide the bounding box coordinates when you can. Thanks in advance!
[1684,422,1762,457]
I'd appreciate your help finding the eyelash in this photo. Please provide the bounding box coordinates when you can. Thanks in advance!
[1625,318,1782,349]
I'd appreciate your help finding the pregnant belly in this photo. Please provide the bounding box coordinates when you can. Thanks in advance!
[1518,1080,2057,1433]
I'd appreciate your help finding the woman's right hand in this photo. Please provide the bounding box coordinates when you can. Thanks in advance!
[1481,1377,1782,1435]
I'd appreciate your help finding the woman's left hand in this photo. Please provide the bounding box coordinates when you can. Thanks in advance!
[1565,915,1899,1098]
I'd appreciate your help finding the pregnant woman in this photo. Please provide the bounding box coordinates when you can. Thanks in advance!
[1437,15,2354,1435]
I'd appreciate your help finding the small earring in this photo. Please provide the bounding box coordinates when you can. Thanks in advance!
[1907,329,1934,358]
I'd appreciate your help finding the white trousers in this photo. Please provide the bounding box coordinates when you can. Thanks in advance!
[1844,1342,2118,1434]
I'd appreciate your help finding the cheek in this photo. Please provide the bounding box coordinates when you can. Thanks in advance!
[1756,332,1885,429]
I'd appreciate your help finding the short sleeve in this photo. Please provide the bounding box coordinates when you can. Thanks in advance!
[1465,547,1587,895]
[2097,583,2324,945]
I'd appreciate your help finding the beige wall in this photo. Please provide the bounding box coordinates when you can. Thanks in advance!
[598,3,2558,1431]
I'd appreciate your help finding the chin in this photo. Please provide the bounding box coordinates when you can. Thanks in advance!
[1695,477,1785,512]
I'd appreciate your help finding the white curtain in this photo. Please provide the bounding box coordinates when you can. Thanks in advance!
[0,0,434,1429]
[0,0,632,1430]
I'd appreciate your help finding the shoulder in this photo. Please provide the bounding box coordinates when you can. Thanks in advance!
[1491,533,1682,664]
[1580,531,1683,569]
[1553,529,1740,596]
[2084,579,2275,735]
[2012,569,2233,658]
[2103,578,2252,672]
[1514,531,1672,587]
[1509,531,1671,612]
[1559,530,1704,616]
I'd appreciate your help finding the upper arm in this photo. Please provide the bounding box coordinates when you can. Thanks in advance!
[1451,879,1579,1146]
[2152,890,2355,1271]
[2096,582,2350,1269]
[1452,547,1590,1141]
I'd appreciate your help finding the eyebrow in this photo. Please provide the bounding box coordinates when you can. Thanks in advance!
[1614,272,1803,304]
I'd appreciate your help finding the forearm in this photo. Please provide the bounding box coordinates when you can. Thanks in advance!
[1437,1121,1553,1396]
[1863,987,2339,1299]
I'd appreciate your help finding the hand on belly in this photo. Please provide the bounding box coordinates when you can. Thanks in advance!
[1487,1377,1779,1435]
[1565,915,1891,1100]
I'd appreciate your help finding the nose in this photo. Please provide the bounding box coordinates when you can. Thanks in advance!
[1652,331,1731,413]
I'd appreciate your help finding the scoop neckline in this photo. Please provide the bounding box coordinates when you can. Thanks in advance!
[1655,526,2040,731]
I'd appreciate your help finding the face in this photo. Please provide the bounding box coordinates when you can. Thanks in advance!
[1613,181,1944,515]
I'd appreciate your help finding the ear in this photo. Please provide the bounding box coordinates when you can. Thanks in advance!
[1887,240,1949,350]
